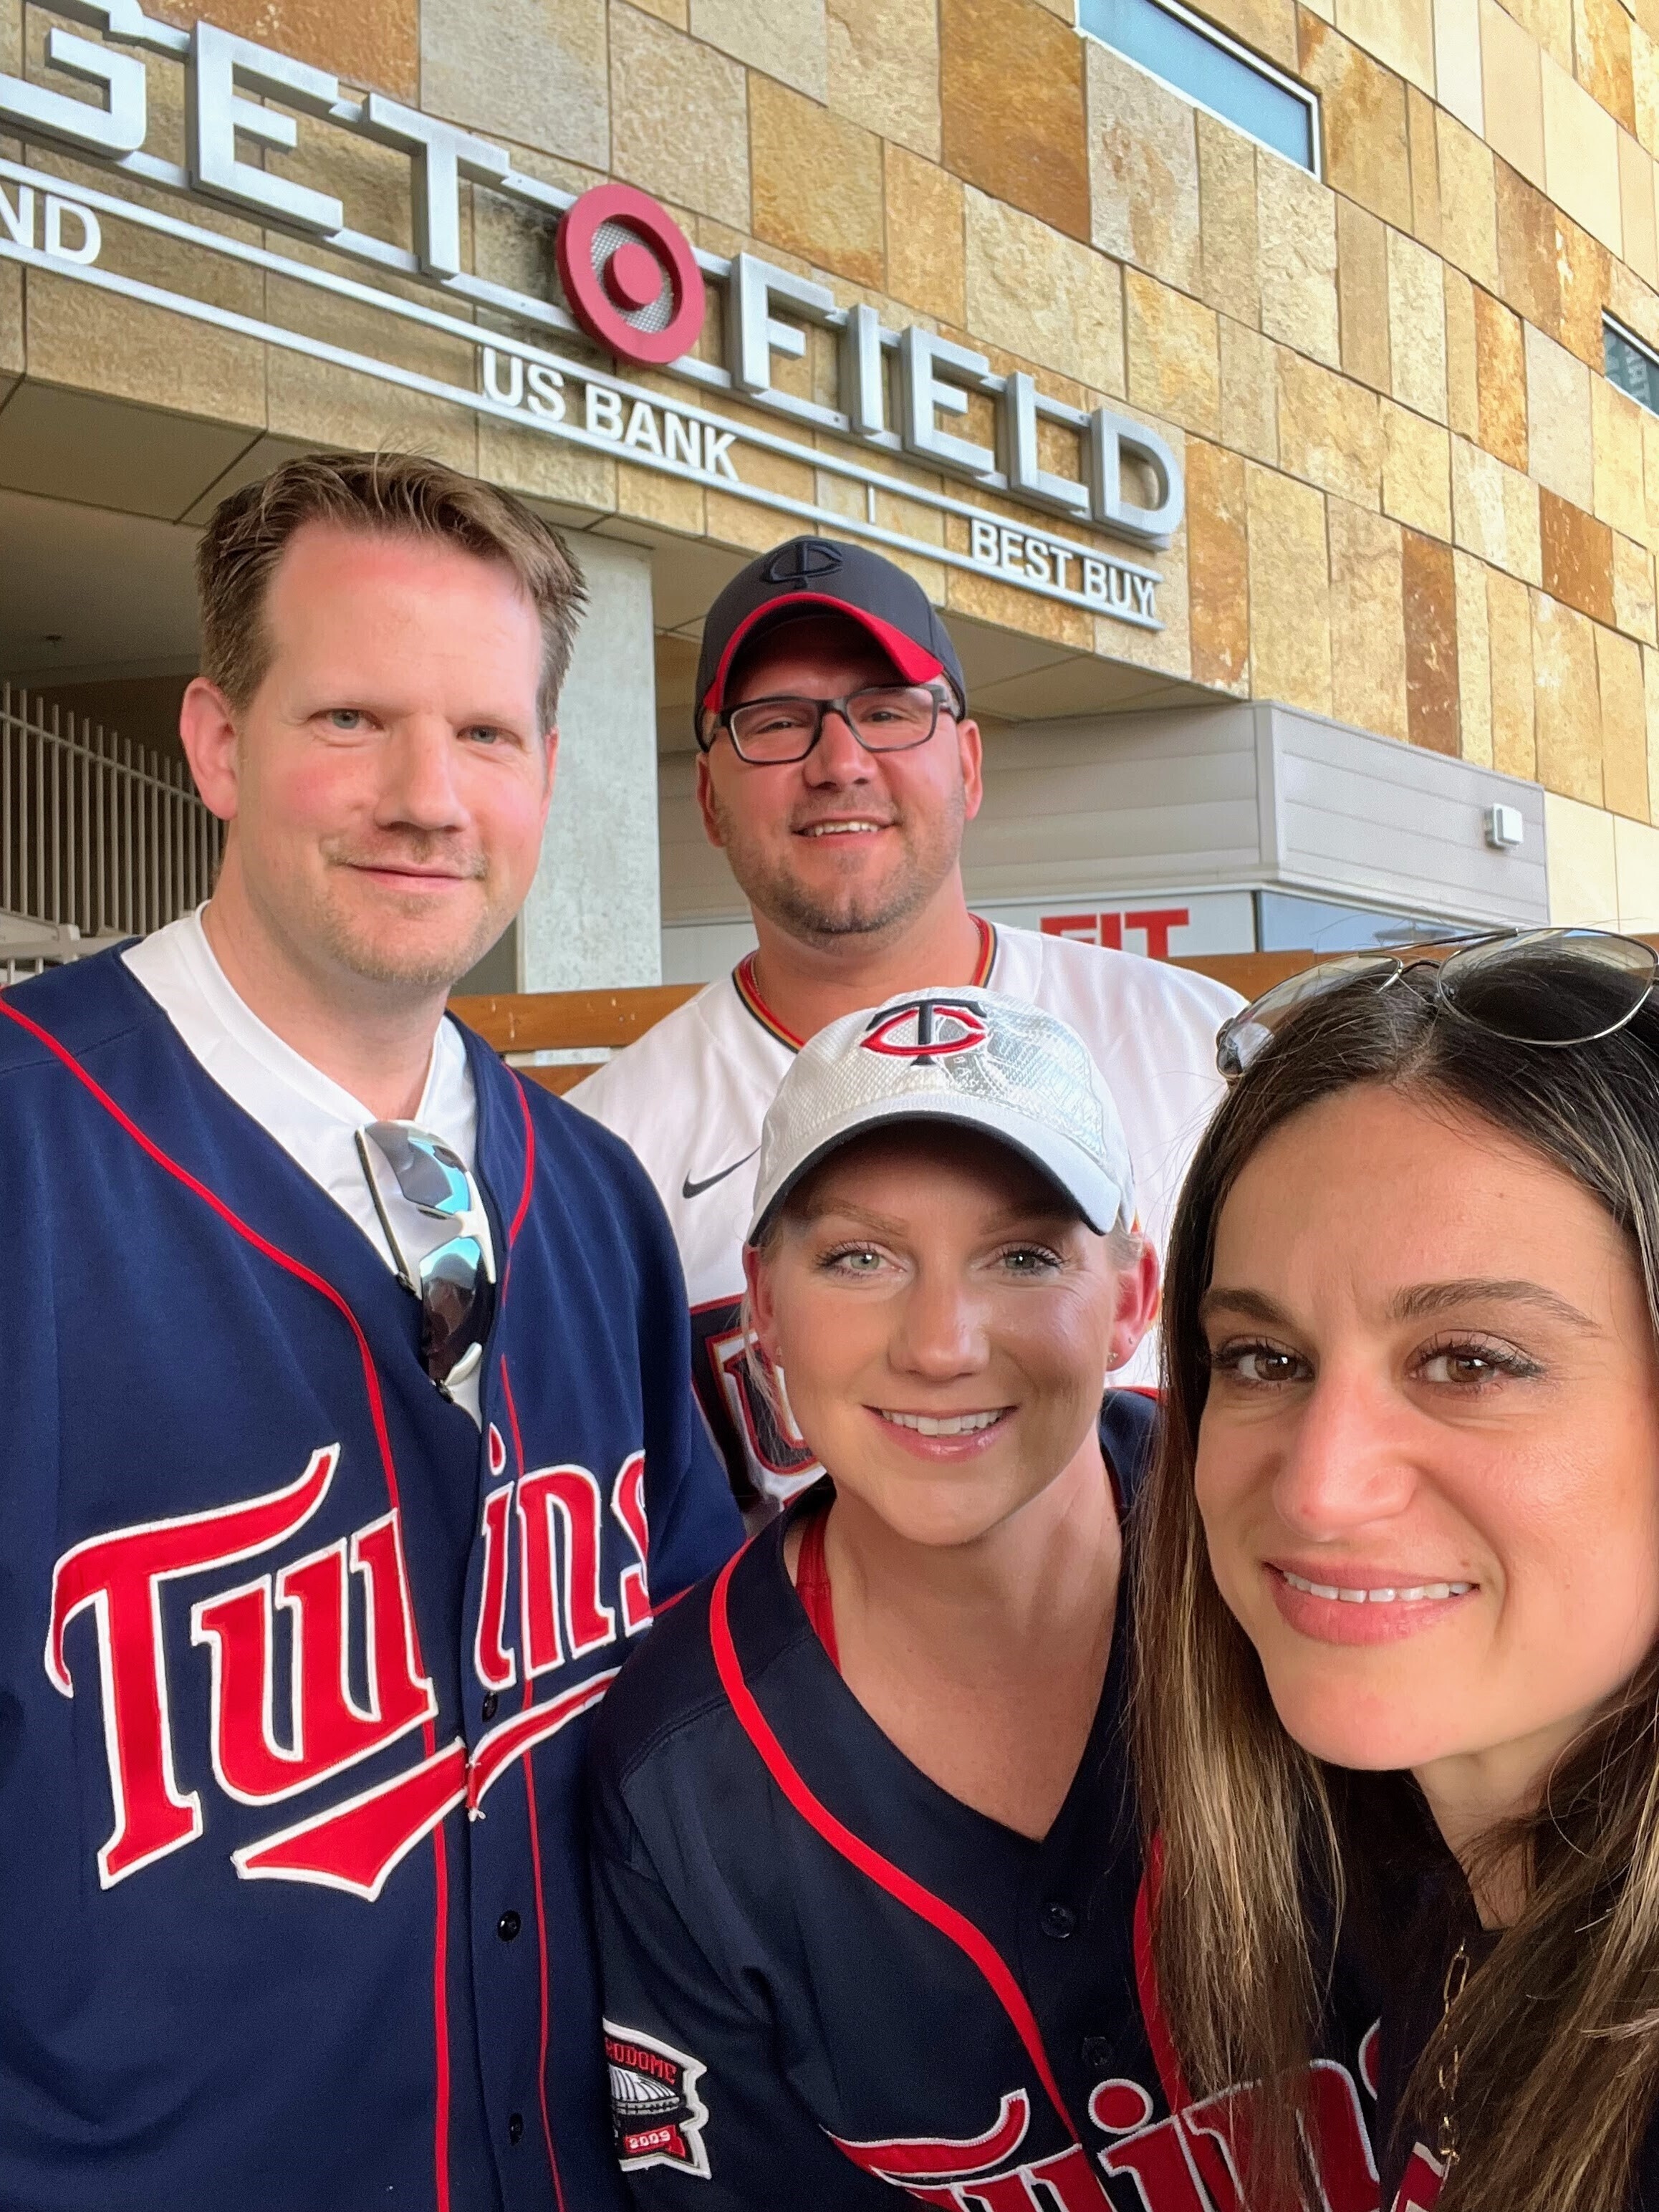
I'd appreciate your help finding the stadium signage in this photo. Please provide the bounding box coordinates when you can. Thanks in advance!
[0,3,1182,627]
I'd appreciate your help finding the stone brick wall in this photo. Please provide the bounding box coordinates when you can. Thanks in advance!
[9,0,1659,919]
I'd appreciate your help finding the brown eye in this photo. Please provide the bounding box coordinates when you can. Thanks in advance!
[1415,1335,1540,1388]
[1239,1350,1299,1383]
[1422,1352,1494,1384]
[1213,1342,1309,1385]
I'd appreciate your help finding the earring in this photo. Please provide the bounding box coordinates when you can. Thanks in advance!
[772,1359,806,1446]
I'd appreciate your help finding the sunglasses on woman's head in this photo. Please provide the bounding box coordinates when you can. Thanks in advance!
[355,1121,497,1391]
[1215,927,1659,1080]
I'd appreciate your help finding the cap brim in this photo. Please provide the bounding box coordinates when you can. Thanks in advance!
[746,1096,1127,1245]
[701,594,951,715]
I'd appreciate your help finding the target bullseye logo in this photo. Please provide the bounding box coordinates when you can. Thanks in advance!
[556,183,706,367]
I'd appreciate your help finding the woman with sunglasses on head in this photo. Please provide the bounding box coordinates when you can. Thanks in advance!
[587,987,1382,2208]
[1134,928,1659,2212]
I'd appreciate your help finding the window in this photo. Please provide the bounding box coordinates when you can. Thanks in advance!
[1606,317,1659,417]
[1079,0,1320,173]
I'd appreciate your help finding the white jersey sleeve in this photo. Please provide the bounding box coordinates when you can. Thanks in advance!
[986,929,1241,1341]
[570,929,1241,1505]
[570,981,799,1511]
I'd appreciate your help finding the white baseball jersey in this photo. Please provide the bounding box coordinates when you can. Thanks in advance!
[570,923,1241,1506]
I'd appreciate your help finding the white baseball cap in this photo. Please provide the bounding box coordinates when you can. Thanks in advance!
[746,986,1136,1244]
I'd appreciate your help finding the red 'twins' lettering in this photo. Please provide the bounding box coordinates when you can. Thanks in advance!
[473,1482,518,1693]
[518,1463,617,1670]
[1102,2059,1377,2212]
[832,2059,1378,2212]
[1390,2145,1447,2212]
[832,2094,1111,2210]
[49,1443,656,1897]
[191,1509,436,1803]
[47,1446,342,1885]
[474,1450,655,1690]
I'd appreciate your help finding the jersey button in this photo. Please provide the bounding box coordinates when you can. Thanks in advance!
[498,1910,522,1943]
[1082,2034,1115,2070]
[508,2113,524,2146]
[481,1692,499,1723]
[1041,1902,1077,1940]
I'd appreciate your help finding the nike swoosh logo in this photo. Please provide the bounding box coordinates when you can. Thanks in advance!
[681,1148,759,1201]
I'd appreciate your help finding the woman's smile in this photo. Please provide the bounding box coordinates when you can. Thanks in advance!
[1268,1560,1479,1645]
[870,1403,1014,1458]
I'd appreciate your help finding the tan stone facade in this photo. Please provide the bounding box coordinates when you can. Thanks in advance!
[6,0,1659,931]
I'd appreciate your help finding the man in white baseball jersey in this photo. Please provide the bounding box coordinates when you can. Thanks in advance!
[572,536,1241,1509]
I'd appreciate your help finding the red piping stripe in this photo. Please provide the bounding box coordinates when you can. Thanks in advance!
[500,1358,569,2212]
[706,1550,1087,2158]
[794,1509,840,1670]
[1133,1837,1190,2115]
[506,1075,538,1248]
[732,918,997,1058]
[0,991,456,2212]
[430,1827,452,2206]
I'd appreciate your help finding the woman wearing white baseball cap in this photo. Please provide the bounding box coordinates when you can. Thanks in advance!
[586,990,1380,2208]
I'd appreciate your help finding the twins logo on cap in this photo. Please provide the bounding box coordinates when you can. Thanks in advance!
[762,539,844,583]
[861,999,989,1062]
[746,986,1137,1244]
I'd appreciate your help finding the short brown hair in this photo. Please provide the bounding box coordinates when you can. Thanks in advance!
[196,451,587,727]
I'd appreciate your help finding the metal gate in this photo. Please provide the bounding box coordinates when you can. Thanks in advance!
[1,683,223,984]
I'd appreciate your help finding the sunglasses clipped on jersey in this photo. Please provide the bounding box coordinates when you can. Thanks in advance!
[355,1122,497,1392]
[1216,925,1659,1079]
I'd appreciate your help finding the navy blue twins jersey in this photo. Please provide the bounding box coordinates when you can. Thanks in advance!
[589,1393,1383,2211]
[0,952,741,2212]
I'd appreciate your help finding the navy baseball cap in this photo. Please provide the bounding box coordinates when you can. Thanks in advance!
[695,537,968,735]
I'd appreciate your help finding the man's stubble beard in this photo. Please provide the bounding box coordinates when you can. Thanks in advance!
[711,783,966,947]
[307,835,506,992]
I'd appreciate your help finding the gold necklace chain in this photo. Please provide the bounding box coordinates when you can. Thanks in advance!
[1435,1941,1472,2172]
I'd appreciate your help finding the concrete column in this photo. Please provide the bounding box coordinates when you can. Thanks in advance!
[518,533,661,989]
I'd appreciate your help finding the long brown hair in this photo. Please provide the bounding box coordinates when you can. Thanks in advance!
[1132,965,1659,2212]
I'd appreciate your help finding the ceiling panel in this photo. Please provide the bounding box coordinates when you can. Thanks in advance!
[0,486,201,680]
[0,381,259,523]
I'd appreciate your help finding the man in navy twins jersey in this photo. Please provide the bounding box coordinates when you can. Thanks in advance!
[0,453,739,2212]
[589,990,1380,2211]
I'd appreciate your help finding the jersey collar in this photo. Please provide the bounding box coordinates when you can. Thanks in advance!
[731,916,999,1053]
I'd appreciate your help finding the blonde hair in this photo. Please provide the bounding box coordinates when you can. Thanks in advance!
[1133,969,1659,2212]
[196,451,586,727]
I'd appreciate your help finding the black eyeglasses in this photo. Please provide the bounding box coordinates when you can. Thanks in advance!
[355,1121,497,1390]
[1216,928,1659,1079]
[701,684,953,765]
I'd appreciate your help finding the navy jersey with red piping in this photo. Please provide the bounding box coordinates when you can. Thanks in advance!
[588,1393,1383,2209]
[0,949,741,2212]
